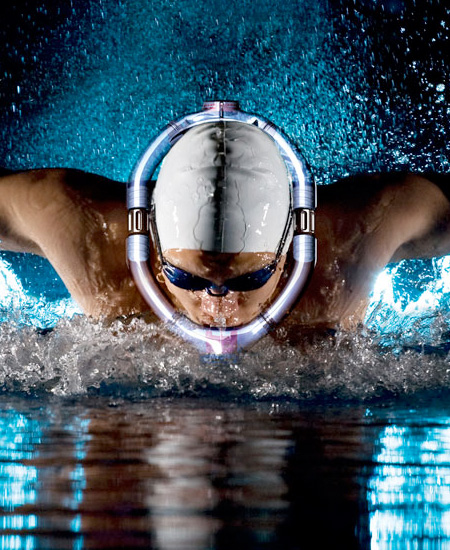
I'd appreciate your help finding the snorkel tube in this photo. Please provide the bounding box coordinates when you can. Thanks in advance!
[127,101,316,355]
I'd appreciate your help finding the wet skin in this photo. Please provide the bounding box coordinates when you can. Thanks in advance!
[0,169,450,338]
[161,250,286,327]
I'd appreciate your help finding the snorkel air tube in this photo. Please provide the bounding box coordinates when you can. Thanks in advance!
[127,101,316,355]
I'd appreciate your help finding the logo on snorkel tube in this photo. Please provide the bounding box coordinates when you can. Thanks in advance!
[127,100,316,355]
[204,329,238,355]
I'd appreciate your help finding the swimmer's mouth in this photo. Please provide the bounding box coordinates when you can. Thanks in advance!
[212,315,228,328]
[195,313,242,328]
[199,317,232,328]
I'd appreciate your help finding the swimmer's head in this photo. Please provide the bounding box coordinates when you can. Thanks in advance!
[152,120,293,326]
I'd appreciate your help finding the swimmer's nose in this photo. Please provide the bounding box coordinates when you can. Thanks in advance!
[206,284,228,297]
[200,291,239,316]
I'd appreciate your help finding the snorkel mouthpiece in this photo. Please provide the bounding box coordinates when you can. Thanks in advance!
[127,101,316,355]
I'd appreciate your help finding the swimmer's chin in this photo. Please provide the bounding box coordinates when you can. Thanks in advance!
[184,311,255,328]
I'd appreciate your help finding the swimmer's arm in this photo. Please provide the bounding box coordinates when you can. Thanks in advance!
[0,168,152,319]
[0,168,98,255]
[389,173,450,262]
[0,170,47,254]
[0,168,128,255]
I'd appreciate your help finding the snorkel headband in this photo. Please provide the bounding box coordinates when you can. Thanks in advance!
[127,101,316,355]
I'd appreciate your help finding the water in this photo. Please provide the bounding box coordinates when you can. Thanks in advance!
[1,0,450,547]
[2,395,450,549]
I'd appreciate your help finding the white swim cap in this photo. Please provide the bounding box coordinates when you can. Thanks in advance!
[153,121,292,254]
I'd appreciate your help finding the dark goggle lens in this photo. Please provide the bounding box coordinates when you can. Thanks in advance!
[226,264,276,291]
[162,264,209,291]
[162,261,277,292]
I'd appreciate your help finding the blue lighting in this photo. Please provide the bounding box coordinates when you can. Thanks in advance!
[368,422,450,546]
[0,464,37,511]
[365,256,450,341]
[0,254,81,329]
[0,409,89,549]
[0,535,35,550]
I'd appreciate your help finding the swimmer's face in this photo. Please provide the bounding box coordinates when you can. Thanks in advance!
[160,250,286,327]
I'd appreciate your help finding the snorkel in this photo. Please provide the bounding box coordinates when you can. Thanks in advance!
[127,101,316,355]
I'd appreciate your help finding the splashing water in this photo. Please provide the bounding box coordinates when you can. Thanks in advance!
[367,256,450,345]
[1,245,450,400]
[0,253,81,328]
[0,312,449,400]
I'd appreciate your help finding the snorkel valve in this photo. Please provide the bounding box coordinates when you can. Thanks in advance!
[127,101,316,355]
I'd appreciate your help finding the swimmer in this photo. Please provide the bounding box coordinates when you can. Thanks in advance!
[0,114,449,347]
[0,167,448,342]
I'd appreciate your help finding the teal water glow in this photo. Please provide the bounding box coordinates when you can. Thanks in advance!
[368,412,450,547]
[0,406,88,550]
[0,253,81,328]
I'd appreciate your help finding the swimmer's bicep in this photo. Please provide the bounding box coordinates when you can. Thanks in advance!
[390,175,450,262]
[0,194,44,256]
[391,231,450,262]
[0,216,43,255]
[391,217,450,261]
[0,171,49,255]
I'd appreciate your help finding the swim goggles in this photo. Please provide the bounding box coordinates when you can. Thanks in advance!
[162,260,278,296]
[127,100,316,355]
[151,200,293,296]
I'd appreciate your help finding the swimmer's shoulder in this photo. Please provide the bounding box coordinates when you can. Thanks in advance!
[0,168,127,254]
[319,171,450,262]
[0,167,127,221]
[317,171,450,225]
[319,171,450,203]
[0,167,126,202]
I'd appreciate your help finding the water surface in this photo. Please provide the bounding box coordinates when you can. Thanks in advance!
[2,394,450,549]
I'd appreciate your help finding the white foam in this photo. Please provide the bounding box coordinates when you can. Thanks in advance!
[0,257,81,328]
[0,315,449,401]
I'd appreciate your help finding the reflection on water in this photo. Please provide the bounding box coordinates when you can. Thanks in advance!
[0,407,87,549]
[369,420,450,547]
[0,396,449,549]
